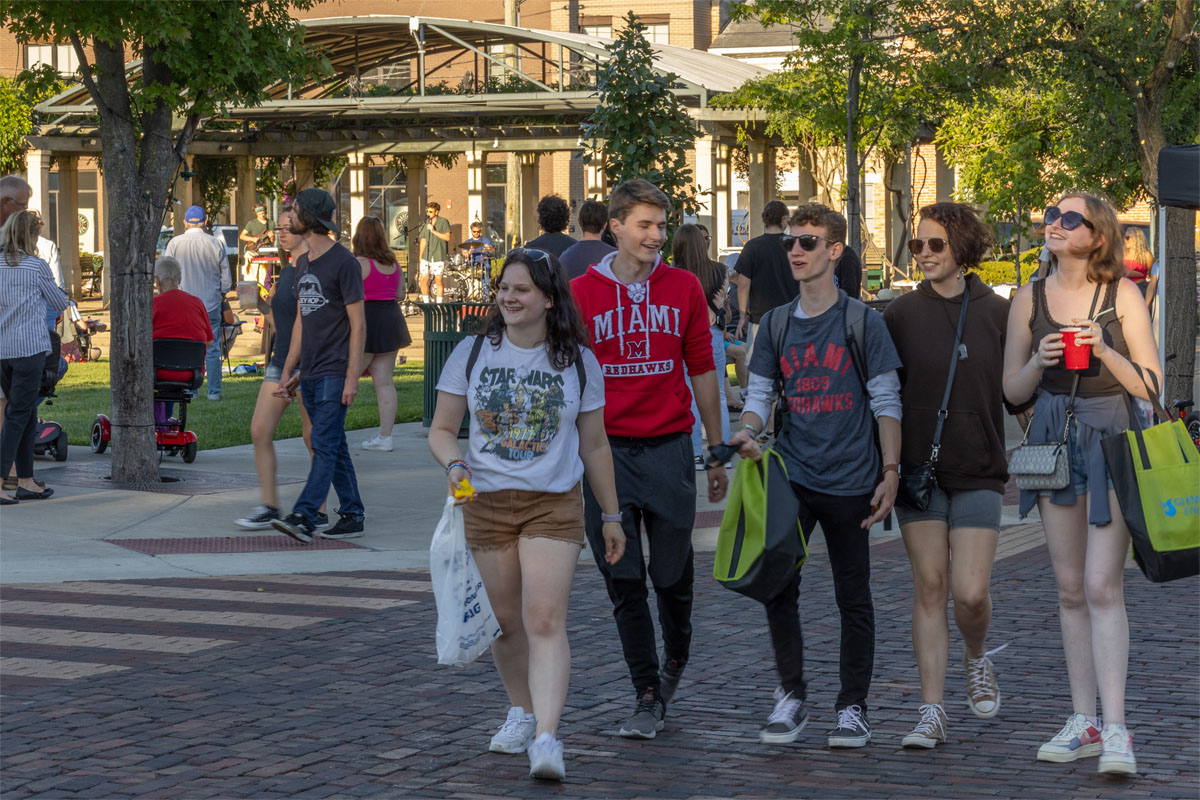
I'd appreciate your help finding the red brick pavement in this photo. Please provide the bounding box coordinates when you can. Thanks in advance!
[1,538,1197,799]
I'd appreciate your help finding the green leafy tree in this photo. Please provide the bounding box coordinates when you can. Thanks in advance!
[0,0,327,482]
[583,13,700,228]
[922,0,1199,405]
[193,156,238,222]
[0,65,67,173]
[716,0,930,254]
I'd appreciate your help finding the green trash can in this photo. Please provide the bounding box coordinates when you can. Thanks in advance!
[419,302,493,429]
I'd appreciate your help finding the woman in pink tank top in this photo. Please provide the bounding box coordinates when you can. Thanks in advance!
[353,217,412,452]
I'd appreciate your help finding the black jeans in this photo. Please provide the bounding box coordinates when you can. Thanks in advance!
[764,483,875,712]
[1,354,45,481]
[583,432,696,696]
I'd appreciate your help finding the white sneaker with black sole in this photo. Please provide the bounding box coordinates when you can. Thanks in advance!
[235,505,279,530]
[361,434,393,452]
[489,706,536,754]
[828,704,871,748]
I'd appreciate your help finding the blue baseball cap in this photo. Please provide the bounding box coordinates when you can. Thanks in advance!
[184,205,206,224]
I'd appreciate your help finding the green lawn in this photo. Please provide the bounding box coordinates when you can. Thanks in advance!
[46,360,426,450]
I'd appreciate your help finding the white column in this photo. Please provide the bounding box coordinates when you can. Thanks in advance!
[694,136,717,257]
[404,155,427,273]
[348,152,369,235]
[715,142,733,251]
[26,148,51,220]
[747,141,775,239]
[466,150,485,225]
[519,153,540,244]
[58,157,80,297]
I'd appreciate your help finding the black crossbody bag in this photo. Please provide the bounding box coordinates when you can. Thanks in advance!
[897,288,971,511]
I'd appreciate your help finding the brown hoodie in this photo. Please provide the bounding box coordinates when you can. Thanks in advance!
[883,273,1011,494]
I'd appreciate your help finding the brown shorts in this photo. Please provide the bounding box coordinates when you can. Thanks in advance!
[462,483,586,551]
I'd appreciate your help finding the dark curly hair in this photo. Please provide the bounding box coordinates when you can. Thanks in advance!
[482,249,590,370]
[536,194,570,234]
[918,202,993,270]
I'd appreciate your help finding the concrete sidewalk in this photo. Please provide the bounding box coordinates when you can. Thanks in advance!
[0,412,1034,585]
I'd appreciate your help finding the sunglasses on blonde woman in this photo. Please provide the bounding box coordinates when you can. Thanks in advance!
[908,237,949,255]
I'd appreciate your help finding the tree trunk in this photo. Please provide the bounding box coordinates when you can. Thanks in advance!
[845,54,863,254]
[90,40,181,483]
[1162,205,1197,408]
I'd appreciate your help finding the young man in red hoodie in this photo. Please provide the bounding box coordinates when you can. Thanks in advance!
[571,179,729,739]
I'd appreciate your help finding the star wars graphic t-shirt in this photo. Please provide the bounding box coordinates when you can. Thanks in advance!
[294,243,365,380]
[437,333,605,493]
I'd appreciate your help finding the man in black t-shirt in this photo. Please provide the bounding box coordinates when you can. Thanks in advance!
[732,200,794,359]
[271,188,367,544]
[524,194,577,257]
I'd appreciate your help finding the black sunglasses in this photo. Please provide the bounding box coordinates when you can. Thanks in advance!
[781,234,835,252]
[908,237,950,255]
[1044,206,1094,231]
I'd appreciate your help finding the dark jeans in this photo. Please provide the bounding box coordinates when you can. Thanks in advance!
[764,483,875,712]
[293,376,364,524]
[583,432,696,696]
[1,354,45,480]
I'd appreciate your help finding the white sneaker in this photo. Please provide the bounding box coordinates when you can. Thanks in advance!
[1036,713,1103,762]
[489,706,536,754]
[1098,724,1137,774]
[527,732,565,781]
[360,434,393,452]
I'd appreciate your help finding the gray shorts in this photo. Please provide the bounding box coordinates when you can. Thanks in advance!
[895,485,1002,531]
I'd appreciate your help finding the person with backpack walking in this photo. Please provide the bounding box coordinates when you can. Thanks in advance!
[729,203,902,749]
[882,202,1012,749]
[429,248,624,781]
[570,179,729,739]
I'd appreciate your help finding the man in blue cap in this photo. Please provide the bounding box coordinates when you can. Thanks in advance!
[164,205,231,400]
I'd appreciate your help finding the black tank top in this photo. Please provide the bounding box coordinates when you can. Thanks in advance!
[1029,279,1128,397]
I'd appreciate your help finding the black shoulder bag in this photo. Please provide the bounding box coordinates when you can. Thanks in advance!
[897,288,971,511]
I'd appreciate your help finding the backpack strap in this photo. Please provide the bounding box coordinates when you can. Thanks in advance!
[842,296,870,390]
[574,350,587,398]
[767,297,801,436]
[464,334,486,385]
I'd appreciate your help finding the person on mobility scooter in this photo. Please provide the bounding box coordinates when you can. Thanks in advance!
[90,257,212,463]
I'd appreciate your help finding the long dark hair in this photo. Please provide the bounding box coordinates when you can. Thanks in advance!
[482,249,589,370]
[352,216,397,265]
[671,223,724,308]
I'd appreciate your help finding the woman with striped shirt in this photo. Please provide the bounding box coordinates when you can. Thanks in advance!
[0,210,68,504]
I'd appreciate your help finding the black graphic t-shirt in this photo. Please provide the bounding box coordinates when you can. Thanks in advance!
[750,297,902,494]
[294,243,365,380]
[437,334,605,493]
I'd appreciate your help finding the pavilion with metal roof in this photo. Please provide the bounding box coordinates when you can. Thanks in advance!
[27,16,782,293]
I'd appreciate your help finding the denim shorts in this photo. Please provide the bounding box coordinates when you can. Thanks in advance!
[1037,417,1114,499]
[895,485,1002,531]
[263,363,298,384]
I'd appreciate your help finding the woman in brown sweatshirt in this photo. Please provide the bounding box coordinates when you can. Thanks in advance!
[883,203,1011,751]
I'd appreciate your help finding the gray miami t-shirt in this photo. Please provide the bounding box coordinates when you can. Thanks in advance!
[294,243,365,380]
[750,296,902,495]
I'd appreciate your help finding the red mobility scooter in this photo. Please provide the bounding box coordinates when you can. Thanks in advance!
[91,339,205,463]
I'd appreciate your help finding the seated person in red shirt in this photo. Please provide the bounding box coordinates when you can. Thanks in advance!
[152,256,214,424]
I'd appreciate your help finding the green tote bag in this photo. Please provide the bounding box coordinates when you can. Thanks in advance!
[1102,415,1200,583]
[713,450,808,603]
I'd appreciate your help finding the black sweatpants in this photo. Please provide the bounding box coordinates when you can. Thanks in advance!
[764,482,876,712]
[583,432,696,696]
[1,354,45,481]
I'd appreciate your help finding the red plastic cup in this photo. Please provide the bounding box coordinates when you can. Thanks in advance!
[1060,327,1090,370]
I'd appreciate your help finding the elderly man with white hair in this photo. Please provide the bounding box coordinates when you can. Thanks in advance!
[0,175,32,227]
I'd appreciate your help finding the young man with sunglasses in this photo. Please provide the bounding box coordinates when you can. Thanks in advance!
[570,178,729,740]
[729,203,902,750]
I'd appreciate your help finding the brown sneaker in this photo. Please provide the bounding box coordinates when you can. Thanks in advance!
[901,703,947,749]
[964,651,1001,719]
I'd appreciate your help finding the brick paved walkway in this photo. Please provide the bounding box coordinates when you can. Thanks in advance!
[2,527,1197,799]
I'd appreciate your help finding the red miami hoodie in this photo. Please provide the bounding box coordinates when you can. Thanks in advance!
[571,251,715,438]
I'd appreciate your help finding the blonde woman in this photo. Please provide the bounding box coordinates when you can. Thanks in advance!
[1003,193,1161,775]
[1122,227,1154,304]
[0,210,68,504]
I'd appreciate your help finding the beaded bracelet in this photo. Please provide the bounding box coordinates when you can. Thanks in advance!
[446,459,471,477]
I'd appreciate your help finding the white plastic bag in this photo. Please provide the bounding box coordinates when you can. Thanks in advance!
[430,497,502,665]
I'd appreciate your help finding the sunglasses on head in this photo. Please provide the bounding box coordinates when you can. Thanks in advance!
[781,234,835,252]
[908,237,949,255]
[1044,205,1094,231]
[509,248,551,265]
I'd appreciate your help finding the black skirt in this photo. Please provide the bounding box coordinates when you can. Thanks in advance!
[363,300,412,353]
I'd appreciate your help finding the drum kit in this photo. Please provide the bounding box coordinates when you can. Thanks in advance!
[442,238,495,302]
